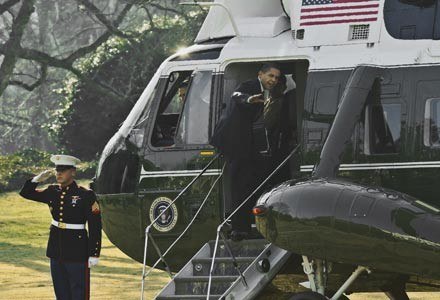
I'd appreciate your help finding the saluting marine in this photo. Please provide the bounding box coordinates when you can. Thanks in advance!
[19,154,102,300]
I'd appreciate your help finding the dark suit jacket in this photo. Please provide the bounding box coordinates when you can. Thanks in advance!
[211,79,263,159]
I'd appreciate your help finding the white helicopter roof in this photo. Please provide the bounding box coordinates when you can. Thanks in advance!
[191,0,440,70]
[195,0,289,42]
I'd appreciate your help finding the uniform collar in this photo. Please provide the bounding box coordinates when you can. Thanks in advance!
[59,180,77,191]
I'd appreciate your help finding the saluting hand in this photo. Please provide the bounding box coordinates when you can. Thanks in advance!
[32,169,54,183]
[246,94,264,104]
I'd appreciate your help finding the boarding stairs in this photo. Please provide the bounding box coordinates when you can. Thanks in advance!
[140,146,300,300]
[155,239,291,300]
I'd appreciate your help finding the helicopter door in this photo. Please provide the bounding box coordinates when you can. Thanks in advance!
[411,65,440,206]
[347,69,407,187]
[139,66,222,245]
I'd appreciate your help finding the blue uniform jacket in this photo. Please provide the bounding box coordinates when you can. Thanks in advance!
[19,179,102,262]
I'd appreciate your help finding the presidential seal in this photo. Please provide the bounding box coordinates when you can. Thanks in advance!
[149,197,178,232]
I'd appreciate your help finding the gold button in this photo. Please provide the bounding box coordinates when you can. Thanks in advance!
[66,186,69,190]
[62,192,66,195]
[60,201,64,205]
[60,195,64,199]
[60,207,63,210]
[59,218,63,221]
[59,212,63,216]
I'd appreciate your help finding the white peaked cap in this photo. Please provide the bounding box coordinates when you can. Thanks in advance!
[50,154,81,167]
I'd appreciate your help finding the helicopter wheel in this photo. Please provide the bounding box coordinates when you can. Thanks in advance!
[288,291,329,300]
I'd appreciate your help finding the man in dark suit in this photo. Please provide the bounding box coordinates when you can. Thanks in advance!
[212,63,282,240]
[19,154,102,300]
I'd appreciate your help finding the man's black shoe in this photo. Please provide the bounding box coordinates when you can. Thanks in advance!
[230,231,249,242]
[222,221,233,234]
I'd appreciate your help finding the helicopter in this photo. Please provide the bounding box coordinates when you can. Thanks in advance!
[93,0,440,299]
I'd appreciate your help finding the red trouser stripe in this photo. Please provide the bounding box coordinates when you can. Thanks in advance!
[85,263,90,300]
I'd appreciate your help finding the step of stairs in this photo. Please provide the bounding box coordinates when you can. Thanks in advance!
[154,239,290,300]
[208,239,268,257]
[175,275,239,295]
[192,257,256,276]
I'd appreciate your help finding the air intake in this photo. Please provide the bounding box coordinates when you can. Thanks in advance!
[349,24,370,40]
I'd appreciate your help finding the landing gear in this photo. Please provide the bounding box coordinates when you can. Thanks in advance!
[298,256,371,300]
[382,276,410,300]
[301,256,329,295]
[384,290,409,300]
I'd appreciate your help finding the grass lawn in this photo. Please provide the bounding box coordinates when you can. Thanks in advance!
[0,180,168,300]
[1,180,438,299]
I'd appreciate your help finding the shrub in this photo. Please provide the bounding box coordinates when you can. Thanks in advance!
[0,149,96,192]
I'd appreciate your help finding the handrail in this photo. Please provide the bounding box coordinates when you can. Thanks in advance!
[140,153,222,300]
[206,144,301,299]
[141,166,224,281]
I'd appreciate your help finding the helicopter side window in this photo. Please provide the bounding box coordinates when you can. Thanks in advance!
[365,103,402,155]
[384,0,440,40]
[175,70,213,145]
[151,71,192,148]
[424,98,440,147]
[313,84,341,115]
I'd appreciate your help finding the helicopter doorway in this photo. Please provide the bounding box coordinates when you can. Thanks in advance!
[218,59,309,218]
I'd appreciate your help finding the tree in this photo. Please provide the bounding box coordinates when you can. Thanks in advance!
[0,0,206,155]
[53,10,206,159]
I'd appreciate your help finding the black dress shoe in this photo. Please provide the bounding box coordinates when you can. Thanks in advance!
[230,231,249,242]
[222,221,233,234]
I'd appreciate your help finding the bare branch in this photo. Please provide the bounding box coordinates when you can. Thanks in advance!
[0,41,125,100]
[0,0,35,95]
[65,2,133,63]
[0,111,30,122]
[0,0,177,100]
[0,117,17,127]
[0,0,20,15]
[148,2,189,20]
[9,63,47,91]
[76,0,131,38]
[143,6,156,30]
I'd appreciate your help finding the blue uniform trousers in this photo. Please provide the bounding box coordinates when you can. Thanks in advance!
[50,258,89,300]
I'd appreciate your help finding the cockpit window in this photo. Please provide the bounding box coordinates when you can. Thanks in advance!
[150,71,192,148]
[424,98,440,147]
[384,0,440,40]
[365,103,402,154]
[150,69,213,148]
[175,70,213,145]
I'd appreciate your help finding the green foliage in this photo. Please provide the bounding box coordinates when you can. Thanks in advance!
[48,11,206,160]
[0,149,96,192]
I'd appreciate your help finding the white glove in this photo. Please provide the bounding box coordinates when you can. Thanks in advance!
[32,169,54,183]
[88,256,99,268]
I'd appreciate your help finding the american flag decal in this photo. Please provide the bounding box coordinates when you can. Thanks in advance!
[301,0,380,26]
